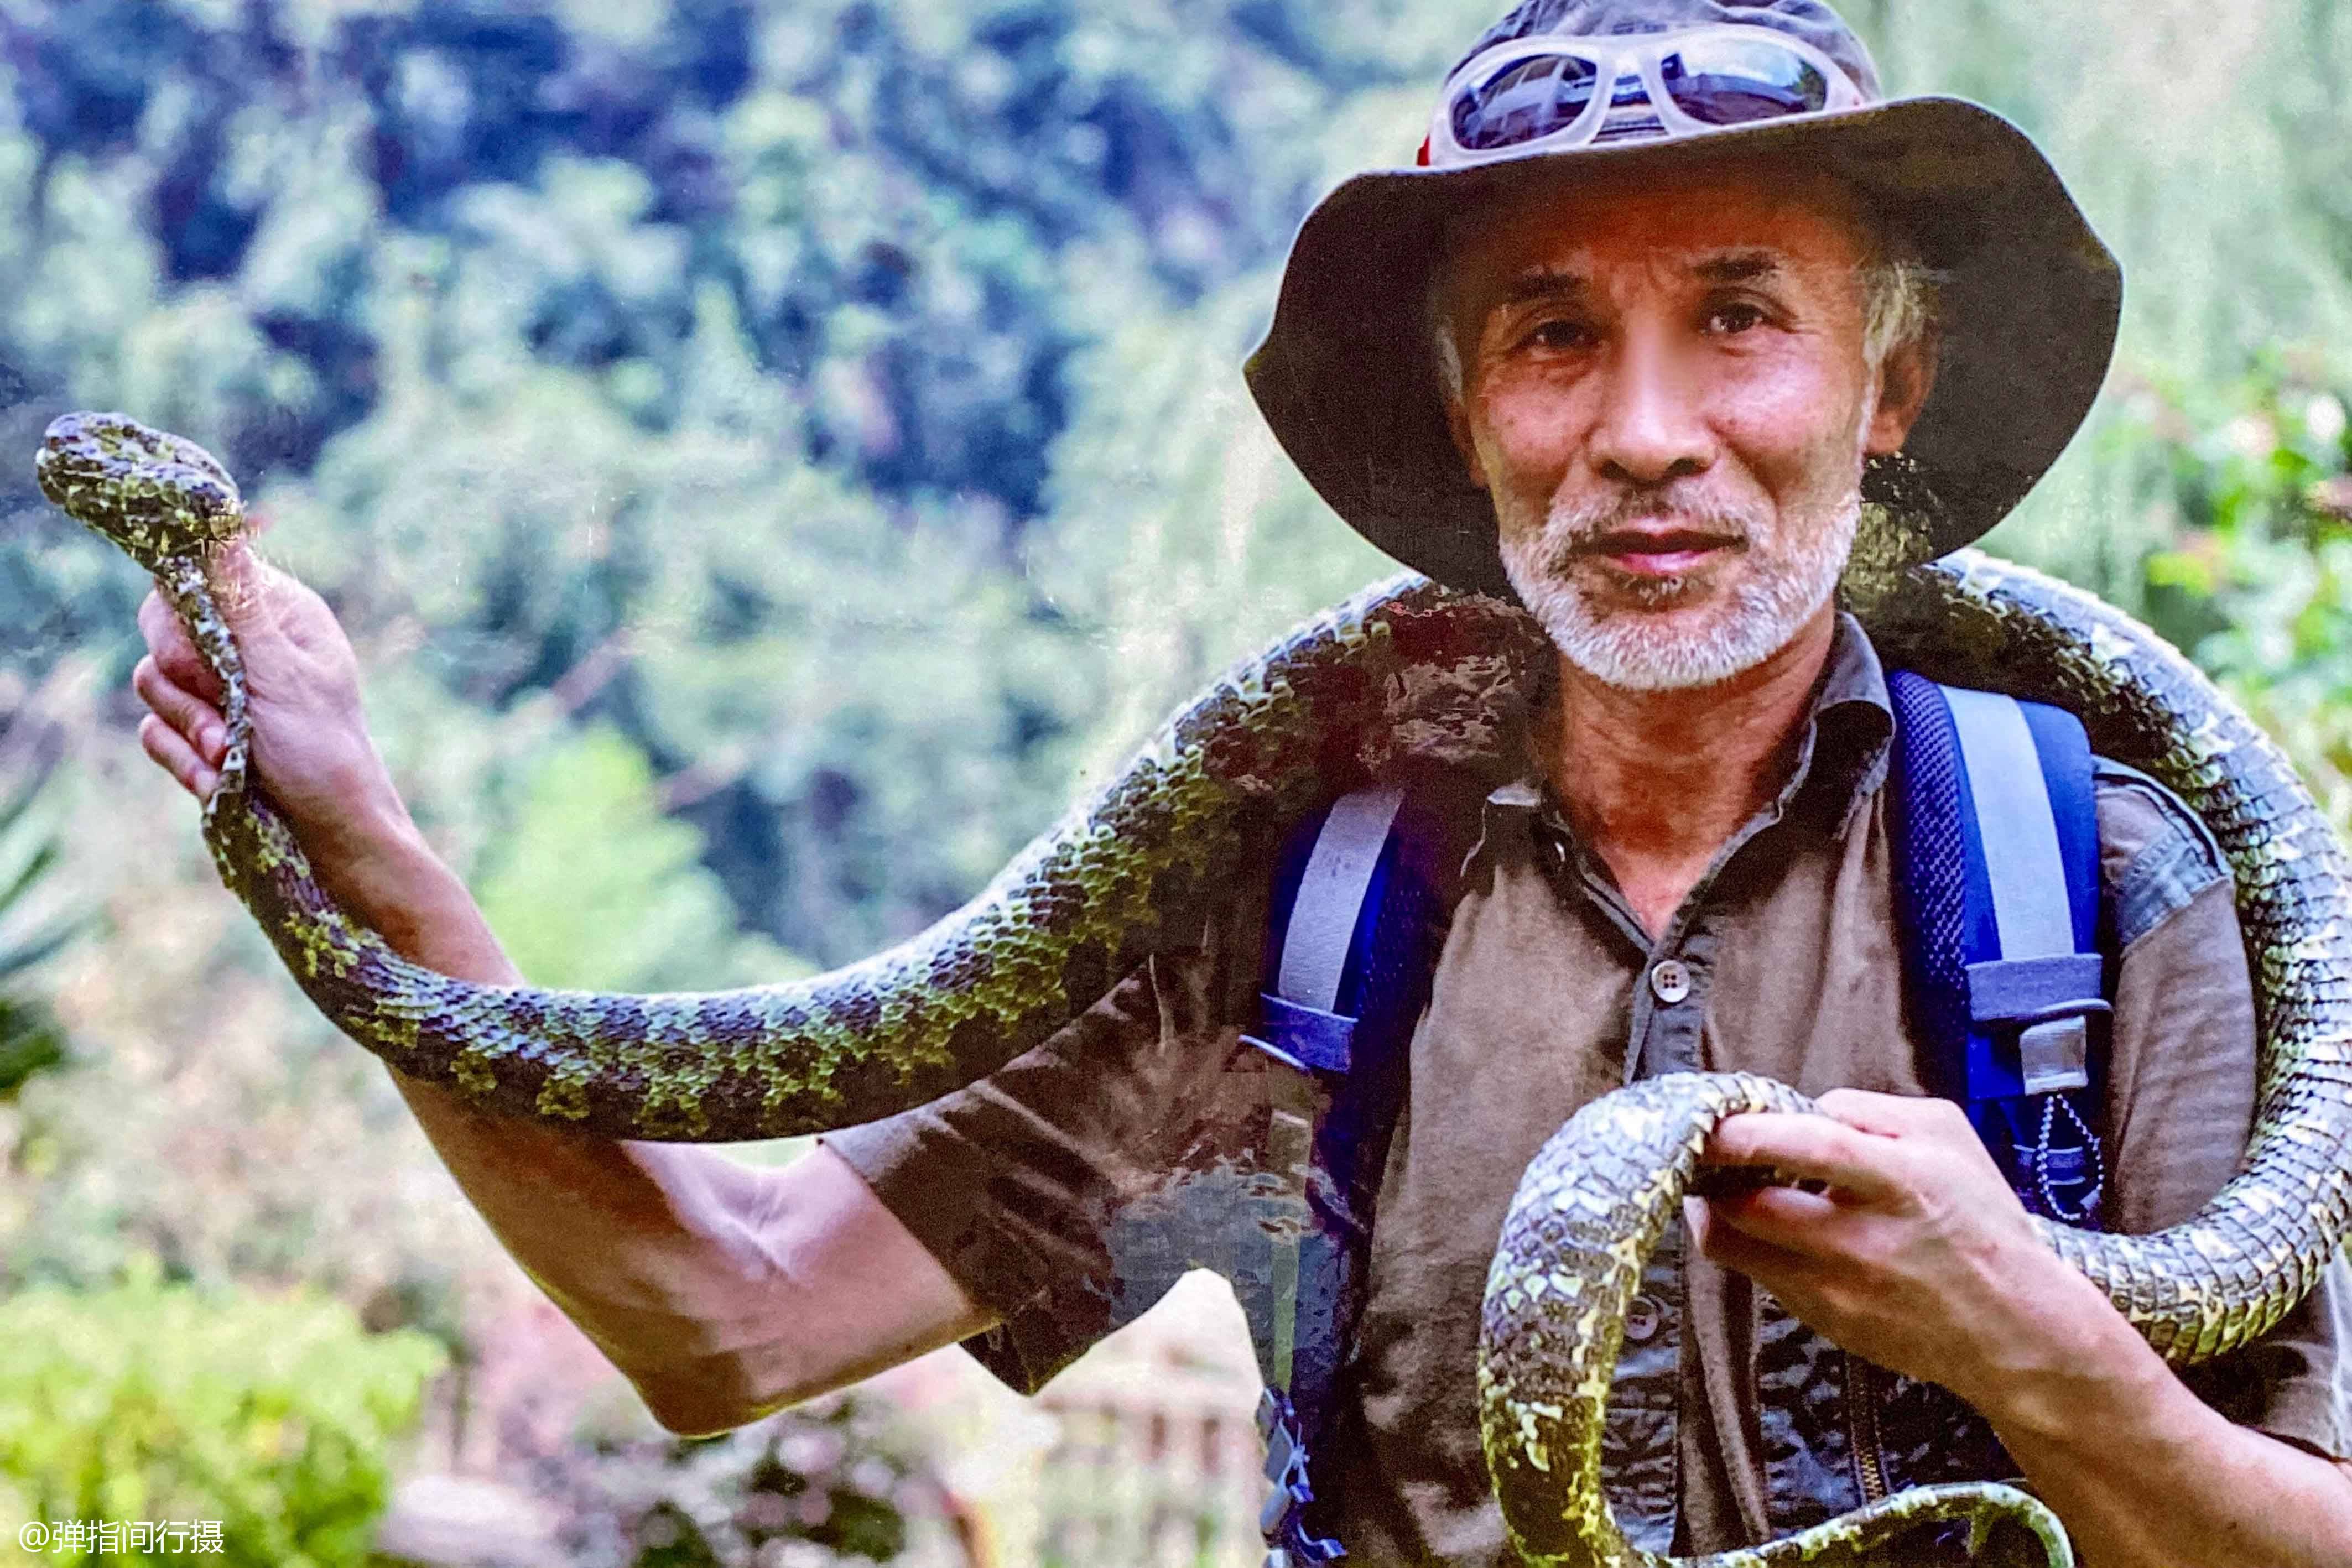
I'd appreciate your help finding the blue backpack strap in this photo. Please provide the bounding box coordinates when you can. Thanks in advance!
[1245,782,1463,1567]
[1887,671,2109,1226]
[1252,786,1406,1077]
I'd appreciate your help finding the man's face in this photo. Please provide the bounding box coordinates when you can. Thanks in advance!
[1437,165,1929,690]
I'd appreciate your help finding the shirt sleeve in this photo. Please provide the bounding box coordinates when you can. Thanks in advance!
[2095,764,2352,1461]
[818,846,1282,1396]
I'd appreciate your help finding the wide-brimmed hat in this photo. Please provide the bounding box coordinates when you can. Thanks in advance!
[1243,0,2122,600]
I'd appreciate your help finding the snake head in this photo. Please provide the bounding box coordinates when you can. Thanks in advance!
[37,411,246,571]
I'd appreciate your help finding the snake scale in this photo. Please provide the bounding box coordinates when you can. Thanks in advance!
[39,410,2352,1566]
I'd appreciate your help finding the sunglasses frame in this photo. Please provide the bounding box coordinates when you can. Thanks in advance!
[1425,24,1867,170]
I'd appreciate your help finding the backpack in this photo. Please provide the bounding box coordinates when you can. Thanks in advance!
[1242,674,2112,1567]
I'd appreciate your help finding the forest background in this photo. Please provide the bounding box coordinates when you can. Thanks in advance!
[3,1,2352,1564]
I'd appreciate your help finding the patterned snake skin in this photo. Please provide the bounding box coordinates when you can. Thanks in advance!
[40,411,2352,1566]
[1484,1072,2080,1567]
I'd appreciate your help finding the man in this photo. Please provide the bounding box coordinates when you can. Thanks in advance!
[129,0,2352,1563]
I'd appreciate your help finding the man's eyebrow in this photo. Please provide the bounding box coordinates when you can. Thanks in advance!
[1497,268,1589,306]
[1692,251,1781,285]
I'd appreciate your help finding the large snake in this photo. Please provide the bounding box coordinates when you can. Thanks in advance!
[39,411,2352,1566]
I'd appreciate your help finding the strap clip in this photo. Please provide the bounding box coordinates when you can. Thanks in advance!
[2018,1015,2092,1096]
[1964,955,2108,1094]
[1243,995,1357,1076]
[1258,1389,1345,1566]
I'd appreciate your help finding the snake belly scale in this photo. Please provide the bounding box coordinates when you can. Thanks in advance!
[39,411,2352,1566]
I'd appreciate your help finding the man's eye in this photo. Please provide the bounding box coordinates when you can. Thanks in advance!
[1528,319,1598,351]
[1705,301,1768,335]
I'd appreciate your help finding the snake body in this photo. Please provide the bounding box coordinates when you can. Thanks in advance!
[40,411,2352,1565]
[1483,1072,2079,1567]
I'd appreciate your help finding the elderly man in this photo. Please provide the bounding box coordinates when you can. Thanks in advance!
[130,0,2352,1563]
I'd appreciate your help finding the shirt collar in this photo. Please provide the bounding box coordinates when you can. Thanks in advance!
[1477,611,1898,857]
[1805,610,1897,829]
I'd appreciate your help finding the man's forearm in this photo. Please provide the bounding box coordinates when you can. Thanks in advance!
[1976,1269,2352,1567]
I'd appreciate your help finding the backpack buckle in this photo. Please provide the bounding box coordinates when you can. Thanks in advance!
[2018,1014,2091,1095]
[1258,1389,1345,1566]
[1245,994,1357,1075]
[1966,955,2108,1096]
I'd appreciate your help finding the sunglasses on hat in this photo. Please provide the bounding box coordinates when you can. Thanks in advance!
[1419,24,1867,168]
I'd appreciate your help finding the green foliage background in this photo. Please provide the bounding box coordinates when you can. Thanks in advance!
[0,1265,445,1567]
[0,0,2348,1556]
[2,0,2346,973]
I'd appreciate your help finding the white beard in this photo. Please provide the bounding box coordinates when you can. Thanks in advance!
[1498,487,1861,692]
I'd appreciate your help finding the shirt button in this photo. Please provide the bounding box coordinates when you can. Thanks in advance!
[1649,959,1692,1005]
[1625,1295,1664,1342]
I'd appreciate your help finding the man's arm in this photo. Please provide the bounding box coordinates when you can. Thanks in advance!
[1979,1277,2352,1568]
[131,548,992,1433]
[1695,1092,2352,1567]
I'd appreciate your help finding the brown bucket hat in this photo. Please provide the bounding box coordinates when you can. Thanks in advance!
[1243,0,2123,601]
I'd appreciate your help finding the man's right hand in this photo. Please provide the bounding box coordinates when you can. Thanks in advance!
[131,541,424,903]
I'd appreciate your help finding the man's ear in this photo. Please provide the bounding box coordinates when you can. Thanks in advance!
[1865,327,1940,456]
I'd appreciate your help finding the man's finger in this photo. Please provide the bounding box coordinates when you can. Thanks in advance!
[136,590,223,701]
[138,713,218,801]
[1690,1197,1823,1289]
[1702,1111,1904,1204]
[1813,1087,1967,1140]
[132,656,227,766]
[206,541,289,638]
[208,539,262,608]
[1702,1182,1857,1259]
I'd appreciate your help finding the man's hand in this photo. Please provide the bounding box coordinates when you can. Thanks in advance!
[1694,1091,2352,1567]
[135,540,375,806]
[1690,1088,2110,1407]
[131,540,427,906]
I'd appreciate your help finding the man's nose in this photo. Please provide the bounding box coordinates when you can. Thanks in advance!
[1584,335,1715,487]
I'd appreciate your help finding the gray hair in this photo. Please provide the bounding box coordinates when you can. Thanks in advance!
[1861,254,1941,372]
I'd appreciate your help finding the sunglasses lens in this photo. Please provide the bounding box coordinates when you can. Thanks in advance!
[1450,54,1602,152]
[1657,36,1833,125]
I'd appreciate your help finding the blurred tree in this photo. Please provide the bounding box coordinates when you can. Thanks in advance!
[2126,347,2352,829]
[535,1392,958,1567]
[473,723,801,991]
[0,1263,445,1568]
[1853,0,2352,602]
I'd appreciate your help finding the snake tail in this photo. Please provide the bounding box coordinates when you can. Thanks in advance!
[1479,1071,2075,1568]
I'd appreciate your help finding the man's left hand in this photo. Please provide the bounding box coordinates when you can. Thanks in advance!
[1691,1089,2110,1406]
